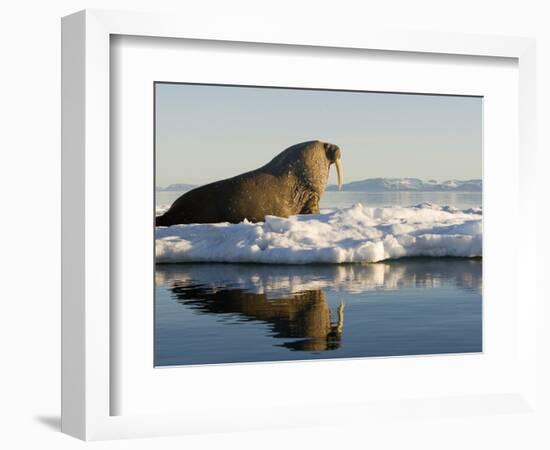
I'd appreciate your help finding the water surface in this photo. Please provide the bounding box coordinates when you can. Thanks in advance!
[155,259,482,366]
[156,190,482,211]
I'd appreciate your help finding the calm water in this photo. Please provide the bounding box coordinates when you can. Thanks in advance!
[155,190,482,367]
[156,190,482,211]
[155,259,482,366]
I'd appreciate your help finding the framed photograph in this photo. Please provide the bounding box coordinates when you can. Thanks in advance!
[61,9,538,440]
[153,83,484,366]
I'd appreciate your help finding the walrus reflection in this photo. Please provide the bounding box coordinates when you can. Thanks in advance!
[170,283,345,352]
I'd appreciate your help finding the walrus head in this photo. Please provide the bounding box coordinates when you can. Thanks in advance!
[267,140,343,194]
[300,141,343,195]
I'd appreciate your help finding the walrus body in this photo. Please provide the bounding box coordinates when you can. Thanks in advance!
[156,140,343,226]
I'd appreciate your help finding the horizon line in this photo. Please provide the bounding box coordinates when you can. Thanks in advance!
[156,177,483,189]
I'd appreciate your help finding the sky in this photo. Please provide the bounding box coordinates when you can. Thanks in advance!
[155,83,482,187]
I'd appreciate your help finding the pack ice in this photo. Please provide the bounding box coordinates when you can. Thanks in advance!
[155,203,482,264]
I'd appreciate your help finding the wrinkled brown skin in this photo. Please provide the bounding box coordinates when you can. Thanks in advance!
[155,140,341,226]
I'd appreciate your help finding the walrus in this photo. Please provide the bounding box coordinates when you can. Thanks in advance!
[155,140,343,226]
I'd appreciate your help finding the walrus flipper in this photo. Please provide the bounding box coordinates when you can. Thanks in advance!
[299,195,320,215]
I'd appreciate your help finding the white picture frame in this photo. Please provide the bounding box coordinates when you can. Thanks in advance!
[61,9,538,441]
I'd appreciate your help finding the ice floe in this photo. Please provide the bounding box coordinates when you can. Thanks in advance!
[155,203,482,264]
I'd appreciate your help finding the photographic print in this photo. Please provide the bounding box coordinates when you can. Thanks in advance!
[154,83,482,367]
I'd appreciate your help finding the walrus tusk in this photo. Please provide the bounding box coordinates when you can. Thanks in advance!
[336,301,344,334]
[335,157,343,190]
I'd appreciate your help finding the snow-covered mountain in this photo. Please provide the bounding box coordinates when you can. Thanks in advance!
[326,178,482,192]
[157,178,482,193]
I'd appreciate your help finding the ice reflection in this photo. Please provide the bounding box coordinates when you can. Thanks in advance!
[156,258,482,297]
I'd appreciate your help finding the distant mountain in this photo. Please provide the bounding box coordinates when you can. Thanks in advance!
[157,178,482,193]
[156,183,196,192]
[326,178,482,192]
